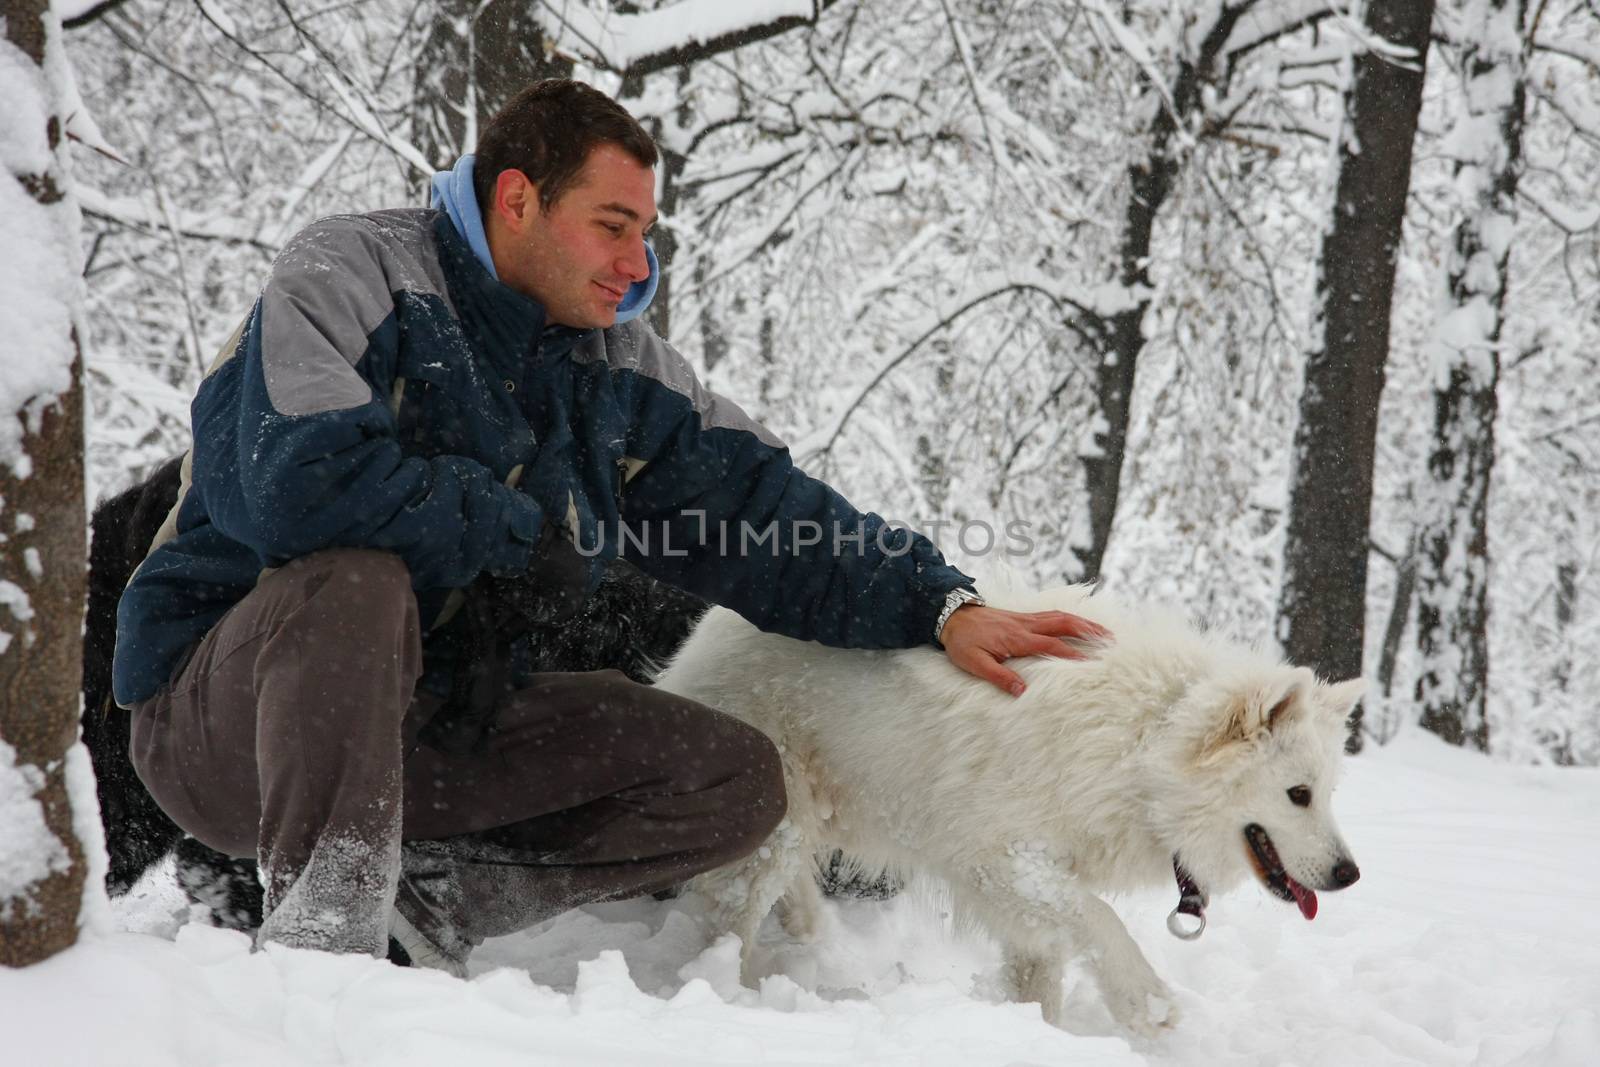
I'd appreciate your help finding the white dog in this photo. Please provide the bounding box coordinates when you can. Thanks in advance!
[652,582,1364,1035]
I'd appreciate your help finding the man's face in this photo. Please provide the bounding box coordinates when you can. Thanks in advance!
[490,143,657,329]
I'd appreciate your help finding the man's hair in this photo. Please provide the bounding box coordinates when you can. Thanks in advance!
[473,80,658,215]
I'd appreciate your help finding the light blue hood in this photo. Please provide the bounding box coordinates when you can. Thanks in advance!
[429,154,658,325]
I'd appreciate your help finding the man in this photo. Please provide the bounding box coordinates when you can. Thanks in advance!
[113,80,1104,973]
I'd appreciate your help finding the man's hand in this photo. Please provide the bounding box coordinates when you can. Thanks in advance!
[939,604,1110,697]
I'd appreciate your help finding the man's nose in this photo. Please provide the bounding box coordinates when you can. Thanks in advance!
[617,241,650,284]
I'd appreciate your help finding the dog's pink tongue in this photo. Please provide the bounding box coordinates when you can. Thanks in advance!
[1288,879,1318,920]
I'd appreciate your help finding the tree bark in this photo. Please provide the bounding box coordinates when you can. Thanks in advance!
[1414,0,1527,753]
[0,0,90,967]
[1277,0,1436,753]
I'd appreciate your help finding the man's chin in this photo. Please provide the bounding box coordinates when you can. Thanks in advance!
[546,306,617,330]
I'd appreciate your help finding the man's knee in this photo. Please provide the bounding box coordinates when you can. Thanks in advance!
[264,548,421,687]
[279,549,417,637]
[286,547,414,609]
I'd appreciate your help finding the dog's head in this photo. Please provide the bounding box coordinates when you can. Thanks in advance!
[1152,666,1364,921]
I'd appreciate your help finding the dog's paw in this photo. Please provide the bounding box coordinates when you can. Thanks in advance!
[1099,974,1180,1038]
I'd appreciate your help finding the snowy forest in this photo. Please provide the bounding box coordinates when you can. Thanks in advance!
[31,0,1596,765]
[4,0,1600,1061]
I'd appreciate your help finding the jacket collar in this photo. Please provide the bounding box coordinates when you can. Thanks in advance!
[432,212,593,367]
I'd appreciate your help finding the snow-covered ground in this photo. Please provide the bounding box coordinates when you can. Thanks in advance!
[3,728,1597,1066]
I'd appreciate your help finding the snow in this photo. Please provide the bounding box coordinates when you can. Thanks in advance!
[0,23,80,479]
[2,730,1596,1064]
[64,740,114,938]
[0,739,71,921]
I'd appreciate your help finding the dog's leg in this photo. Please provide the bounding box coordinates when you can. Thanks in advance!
[952,849,1178,1036]
[693,748,832,984]
[692,813,812,984]
[693,855,772,982]
[775,862,825,941]
[1001,945,1066,1026]
[1060,891,1178,1037]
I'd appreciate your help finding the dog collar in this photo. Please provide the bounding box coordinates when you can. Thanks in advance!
[1168,856,1208,940]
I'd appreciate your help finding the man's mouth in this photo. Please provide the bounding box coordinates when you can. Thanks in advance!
[1244,824,1317,920]
[593,281,626,303]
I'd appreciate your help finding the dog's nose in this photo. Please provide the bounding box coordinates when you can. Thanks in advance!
[1331,860,1360,888]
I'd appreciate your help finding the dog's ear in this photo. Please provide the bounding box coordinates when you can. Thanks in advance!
[1319,677,1367,720]
[1262,666,1320,736]
[1265,685,1300,733]
[1197,676,1306,764]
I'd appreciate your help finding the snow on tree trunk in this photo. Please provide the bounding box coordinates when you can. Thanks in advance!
[0,0,91,966]
[1278,0,1437,753]
[1414,0,1527,754]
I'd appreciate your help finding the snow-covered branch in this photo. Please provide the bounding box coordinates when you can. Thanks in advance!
[76,185,281,254]
[1222,0,1342,60]
[539,0,841,77]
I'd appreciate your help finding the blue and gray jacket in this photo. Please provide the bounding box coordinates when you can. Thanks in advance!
[112,207,973,708]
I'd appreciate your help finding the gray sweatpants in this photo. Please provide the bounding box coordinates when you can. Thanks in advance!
[129,548,786,958]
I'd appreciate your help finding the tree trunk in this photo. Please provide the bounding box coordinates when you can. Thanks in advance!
[1073,5,1254,582]
[413,0,573,170]
[1549,558,1577,765]
[1277,0,1436,753]
[1414,0,1527,754]
[1377,532,1419,700]
[0,0,90,967]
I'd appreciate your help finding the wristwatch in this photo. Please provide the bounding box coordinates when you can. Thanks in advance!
[935,586,986,645]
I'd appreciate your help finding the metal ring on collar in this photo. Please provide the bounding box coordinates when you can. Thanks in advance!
[1167,903,1207,940]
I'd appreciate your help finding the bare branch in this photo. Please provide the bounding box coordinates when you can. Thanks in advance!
[801,282,1102,465]
[62,0,131,29]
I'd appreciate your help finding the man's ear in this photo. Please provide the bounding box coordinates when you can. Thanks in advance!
[493,168,538,227]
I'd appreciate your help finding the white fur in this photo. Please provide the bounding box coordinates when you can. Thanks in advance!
[652,582,1363,1036]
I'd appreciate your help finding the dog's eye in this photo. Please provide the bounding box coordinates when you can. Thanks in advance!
[1287,785,1312,808]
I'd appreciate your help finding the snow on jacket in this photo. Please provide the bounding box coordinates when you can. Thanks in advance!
[112,209,973,708]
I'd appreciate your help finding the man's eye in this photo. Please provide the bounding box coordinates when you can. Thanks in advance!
[600,222,623,236]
